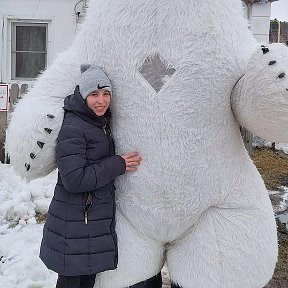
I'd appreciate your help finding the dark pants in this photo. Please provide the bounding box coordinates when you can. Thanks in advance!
[171,284,182,288]
[56,274,96,288]
[56,273,163,288]
[128,272,162,288]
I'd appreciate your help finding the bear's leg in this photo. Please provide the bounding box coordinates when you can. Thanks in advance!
[94,210,164,288]
[166,205,277,288]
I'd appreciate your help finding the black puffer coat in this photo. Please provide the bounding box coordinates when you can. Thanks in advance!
[40,86,125,276]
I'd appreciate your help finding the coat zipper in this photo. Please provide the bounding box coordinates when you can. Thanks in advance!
[84,192,93,224]
[103,118,107,135]
[103,117,112,138]
[103,117,114,156]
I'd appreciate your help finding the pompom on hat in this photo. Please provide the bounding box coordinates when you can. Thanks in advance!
[79,64,112,99]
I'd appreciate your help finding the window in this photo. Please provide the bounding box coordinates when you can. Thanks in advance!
[241,2,249,20]
[11,23,47,80]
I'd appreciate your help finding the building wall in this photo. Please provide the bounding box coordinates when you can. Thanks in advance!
[250,2,273,43]
[0,0,83,85]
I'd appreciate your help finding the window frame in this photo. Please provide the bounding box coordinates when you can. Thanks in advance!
[241,1,252,29]
[11,22,48,80]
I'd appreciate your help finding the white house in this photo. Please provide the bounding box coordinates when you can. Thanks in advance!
[0,0,87,86]
[243,0,279,43]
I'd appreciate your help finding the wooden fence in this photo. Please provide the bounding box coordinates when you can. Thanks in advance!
[0,83,28,163]
[240,127,253,155]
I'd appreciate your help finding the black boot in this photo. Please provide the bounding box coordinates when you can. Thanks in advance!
[171,283,182,288]
[128,272,162,288]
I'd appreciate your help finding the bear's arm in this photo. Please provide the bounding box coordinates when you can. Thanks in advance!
[5,47,81,180]
[231,43,288,143]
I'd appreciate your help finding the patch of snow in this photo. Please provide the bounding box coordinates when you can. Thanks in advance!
[0,163,57,287]
[275,143,288,154]
[252,136,288,154]
[252,136,267,148]
[0,163,56,224]
[269,187,288,214]
[0,223,56,288]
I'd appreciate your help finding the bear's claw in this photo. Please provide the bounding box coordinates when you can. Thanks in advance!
[30,153,36,159]
[37,141,45,149]
[278,72,286,79]
[269,60,276,65]
[44,128,52,134]
[261,46,270,54]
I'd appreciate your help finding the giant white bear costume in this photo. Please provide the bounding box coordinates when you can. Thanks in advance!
[6,0,288,287]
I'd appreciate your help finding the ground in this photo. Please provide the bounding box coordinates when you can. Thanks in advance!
[252,147,288,190]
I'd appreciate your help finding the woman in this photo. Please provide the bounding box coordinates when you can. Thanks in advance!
[39,64,142,288]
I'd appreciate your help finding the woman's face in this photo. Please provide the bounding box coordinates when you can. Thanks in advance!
[86,90,111,116]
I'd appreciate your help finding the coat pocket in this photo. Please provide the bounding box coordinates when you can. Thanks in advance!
[94,182,114,199]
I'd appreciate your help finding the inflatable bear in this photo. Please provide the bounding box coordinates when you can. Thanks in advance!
[6,0,288,287]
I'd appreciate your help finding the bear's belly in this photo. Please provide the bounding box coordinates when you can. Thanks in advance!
[113,111,261,240]
[115,123,243,204]
[115,137,267,242]
[111,64,244,206]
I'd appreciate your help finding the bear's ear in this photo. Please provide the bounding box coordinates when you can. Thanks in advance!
[80,64,91,73]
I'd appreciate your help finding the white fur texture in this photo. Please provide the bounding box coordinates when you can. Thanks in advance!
[6,48,81,179]
[232,43,288,142]
[6,0,280,287]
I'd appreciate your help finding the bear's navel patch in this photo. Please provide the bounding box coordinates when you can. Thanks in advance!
[139,53,176,93]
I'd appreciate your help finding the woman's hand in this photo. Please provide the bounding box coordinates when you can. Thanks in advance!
[121,152,142,172]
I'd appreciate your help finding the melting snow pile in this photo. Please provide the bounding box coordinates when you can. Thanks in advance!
[0,163,57,288]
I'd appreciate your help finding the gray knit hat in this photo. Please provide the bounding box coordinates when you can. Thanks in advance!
[79,64,112,99]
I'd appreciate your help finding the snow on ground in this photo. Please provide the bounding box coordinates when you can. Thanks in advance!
[253,137,288,154]
[269,187,288,213]
[0,164,56,222]
[0,163,57,288]
[0,223,56,288]
[276,143,288,154]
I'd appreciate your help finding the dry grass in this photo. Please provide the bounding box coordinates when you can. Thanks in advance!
[35,212,47,224]
[252,147,288,190]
